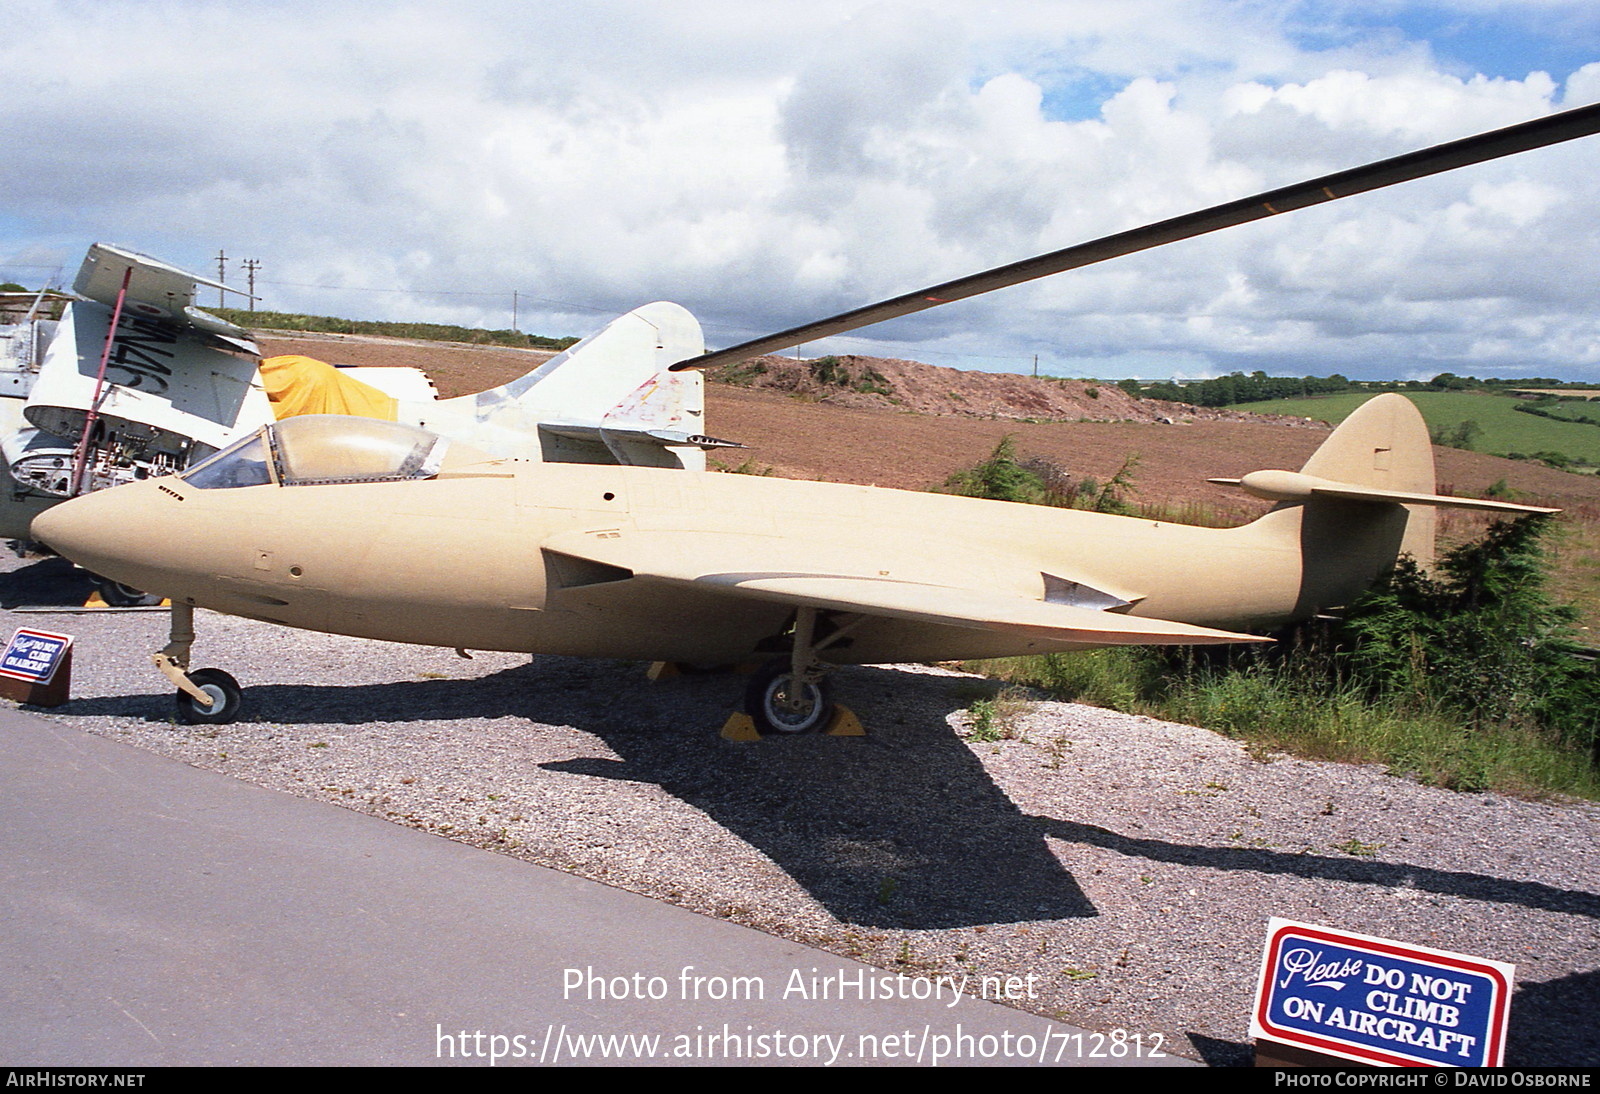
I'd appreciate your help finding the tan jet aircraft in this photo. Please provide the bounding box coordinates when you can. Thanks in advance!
[31,102,1596,734]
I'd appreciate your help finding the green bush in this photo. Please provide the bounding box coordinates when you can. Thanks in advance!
[939,436,1139,514]
[1339,517,1598,755]
[940,435,1051,505]
[1430,419,1483,450]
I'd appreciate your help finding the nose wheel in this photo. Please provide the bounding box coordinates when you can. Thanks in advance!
[154,602,246,725]
[174,668,243,725]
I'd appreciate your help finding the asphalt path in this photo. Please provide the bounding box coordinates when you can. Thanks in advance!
[0,703,1190,1067]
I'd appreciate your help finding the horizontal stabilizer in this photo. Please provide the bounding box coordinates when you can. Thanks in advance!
[1212,470,1560,515]
[540,421,745,450]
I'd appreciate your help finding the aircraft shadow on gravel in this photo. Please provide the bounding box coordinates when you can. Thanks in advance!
[0,556,94,608]
[59,658,1096,929]
[1504,968,1600,1067]
[1029,815,1600,922]
[59,655,1600,934]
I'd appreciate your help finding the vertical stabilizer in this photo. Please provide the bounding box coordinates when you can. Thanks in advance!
[1299,393,1437,567]
[1216,393,1552,620]
[1212,393,1442,624]
[404,302,711,469]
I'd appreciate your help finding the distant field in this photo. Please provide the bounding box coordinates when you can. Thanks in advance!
[1230,390,1600,464]
[1518,388,1600,400]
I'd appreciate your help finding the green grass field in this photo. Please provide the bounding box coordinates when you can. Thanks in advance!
[1230,391,1600,464]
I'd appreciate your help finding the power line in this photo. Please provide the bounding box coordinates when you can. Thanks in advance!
[240,259,262,312]
[259,279,612,314]
[258,277,1039,363]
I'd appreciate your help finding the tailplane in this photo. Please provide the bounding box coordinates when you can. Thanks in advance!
[1211,393,1556,620]
[1212,393,1556,570]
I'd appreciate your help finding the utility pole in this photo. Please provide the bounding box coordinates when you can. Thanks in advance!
[215,250,228,308]
[512,290,518,333]
[1033,354,1038,378]
[241,259,261,312]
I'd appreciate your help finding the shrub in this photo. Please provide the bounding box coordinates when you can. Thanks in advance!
[939,437,1139,514]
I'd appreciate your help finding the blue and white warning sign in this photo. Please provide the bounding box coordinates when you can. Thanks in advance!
[1252,918,1513,1067]
[0,628,73,685]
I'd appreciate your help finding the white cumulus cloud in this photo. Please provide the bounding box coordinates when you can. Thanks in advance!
[0,0,1596,379]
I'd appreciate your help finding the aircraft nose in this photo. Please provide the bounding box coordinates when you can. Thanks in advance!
[32,483,169,588]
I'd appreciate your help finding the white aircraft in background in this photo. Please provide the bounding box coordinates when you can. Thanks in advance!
[0,245,736,601]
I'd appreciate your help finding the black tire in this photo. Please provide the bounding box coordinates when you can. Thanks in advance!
[744,659,834,735]
[98,579,161,608]
[175,668,244,725]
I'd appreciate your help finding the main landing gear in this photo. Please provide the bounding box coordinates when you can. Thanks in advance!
[95,578,163,608]
[741,607,866,736]
[746,658,833,735]
[154,602,245,725]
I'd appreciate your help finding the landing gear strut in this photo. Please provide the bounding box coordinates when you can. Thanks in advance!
[154,602,244,725]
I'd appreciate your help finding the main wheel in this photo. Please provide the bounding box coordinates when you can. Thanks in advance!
[745,659,834,735]
[175,668,244,725]
[95,578,162,608]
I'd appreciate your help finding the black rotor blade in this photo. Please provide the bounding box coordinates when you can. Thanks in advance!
[672,100,1600,371]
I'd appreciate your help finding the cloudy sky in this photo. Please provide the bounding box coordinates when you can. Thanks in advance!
[3,1,1598,380]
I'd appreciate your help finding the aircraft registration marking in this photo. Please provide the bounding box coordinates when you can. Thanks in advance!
[107,316,178,393]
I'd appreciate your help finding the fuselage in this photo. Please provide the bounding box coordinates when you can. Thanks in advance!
[32,454,1335,665]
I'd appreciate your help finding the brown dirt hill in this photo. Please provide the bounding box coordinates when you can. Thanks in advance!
[258,328,1318,430]
[709,352,1320,428]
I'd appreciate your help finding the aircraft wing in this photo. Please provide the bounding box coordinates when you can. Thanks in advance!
[74,243,254,349]
[7,244,275,497]
[28,244,269,441]
[677,572,1266,646]
[544,531,1265,647]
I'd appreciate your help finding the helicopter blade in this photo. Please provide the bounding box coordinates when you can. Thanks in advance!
[671,100,1600,372]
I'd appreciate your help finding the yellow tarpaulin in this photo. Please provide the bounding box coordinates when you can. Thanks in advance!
[260,355,398,421]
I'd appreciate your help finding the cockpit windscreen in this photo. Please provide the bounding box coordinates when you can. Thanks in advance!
[182,417,448,489]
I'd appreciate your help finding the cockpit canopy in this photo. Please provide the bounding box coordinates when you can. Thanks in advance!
[182,416,448,489]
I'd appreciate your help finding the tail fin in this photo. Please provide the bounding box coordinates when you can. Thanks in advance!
[1295,392,1440,568]
[1212,393,1557,619]
[405,302,740,470]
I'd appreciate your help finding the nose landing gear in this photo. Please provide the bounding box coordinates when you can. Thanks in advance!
[174,667,244,725]
[153,602,245,725]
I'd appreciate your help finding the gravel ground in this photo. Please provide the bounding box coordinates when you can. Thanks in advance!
[7,556,1598,1067]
